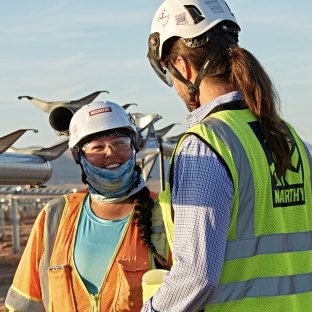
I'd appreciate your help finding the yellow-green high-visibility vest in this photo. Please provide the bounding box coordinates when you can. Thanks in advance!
[159,102,312,311]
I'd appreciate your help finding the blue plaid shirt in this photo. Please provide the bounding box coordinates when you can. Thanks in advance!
[141,92,242,312]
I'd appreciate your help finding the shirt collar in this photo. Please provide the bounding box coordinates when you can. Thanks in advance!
[186,91,243,129]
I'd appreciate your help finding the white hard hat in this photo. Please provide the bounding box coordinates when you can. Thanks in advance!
[69,100,136,149]
[147,0,239,85]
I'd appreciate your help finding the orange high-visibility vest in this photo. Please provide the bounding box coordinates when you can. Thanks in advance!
[6,190,169,312]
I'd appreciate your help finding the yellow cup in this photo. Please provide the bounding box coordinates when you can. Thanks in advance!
[142,269,169,303]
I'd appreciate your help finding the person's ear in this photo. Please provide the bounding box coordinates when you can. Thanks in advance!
[175,55,192,80]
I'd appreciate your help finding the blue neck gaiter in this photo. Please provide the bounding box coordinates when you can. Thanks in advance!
[80,154,145,203]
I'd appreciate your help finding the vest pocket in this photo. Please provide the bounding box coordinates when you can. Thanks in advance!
[114,259,147,311]
[48,264,77,312]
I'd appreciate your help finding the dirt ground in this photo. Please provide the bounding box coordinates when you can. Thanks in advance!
[0,215,35,312]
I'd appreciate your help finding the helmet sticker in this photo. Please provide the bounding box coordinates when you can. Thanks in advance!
[204,0,224,13]
[175,13,188,25]
[158,9,170,27]
[89,107,112,116]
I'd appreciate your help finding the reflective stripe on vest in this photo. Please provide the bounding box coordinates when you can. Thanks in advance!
[5,286,45,312]
[39,196,66,310]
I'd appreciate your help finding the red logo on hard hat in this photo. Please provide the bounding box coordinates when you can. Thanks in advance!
[158,9,170,27]
[89,107,112,116]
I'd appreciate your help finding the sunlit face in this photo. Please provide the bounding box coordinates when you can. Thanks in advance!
[82,135,133,169]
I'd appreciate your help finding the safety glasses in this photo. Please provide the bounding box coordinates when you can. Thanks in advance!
[82,136,132,155]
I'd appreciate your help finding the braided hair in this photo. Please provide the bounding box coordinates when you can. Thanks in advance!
[130,185,171,270]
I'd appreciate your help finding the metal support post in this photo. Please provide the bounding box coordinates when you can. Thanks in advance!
[11,197,20,254]
[0,204,5,240]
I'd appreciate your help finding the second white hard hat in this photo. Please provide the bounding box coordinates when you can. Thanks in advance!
[68,100,136,149]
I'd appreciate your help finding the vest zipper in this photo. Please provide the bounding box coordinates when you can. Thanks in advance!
[91,294,100,312]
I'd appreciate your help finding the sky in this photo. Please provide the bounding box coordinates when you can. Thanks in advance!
[0,0,311,149]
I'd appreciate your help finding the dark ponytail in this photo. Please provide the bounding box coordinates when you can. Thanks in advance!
[229,47,291,178]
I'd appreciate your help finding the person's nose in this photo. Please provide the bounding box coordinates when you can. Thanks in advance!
[103,144,115,157]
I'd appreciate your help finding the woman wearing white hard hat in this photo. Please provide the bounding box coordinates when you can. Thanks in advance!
[6,101,171,312]
[142,0,312,311]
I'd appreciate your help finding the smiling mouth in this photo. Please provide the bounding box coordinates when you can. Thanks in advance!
[104,163,121,169]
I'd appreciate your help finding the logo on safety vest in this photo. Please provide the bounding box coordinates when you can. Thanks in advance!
[249,121,305,208]
[269,142,305,207]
